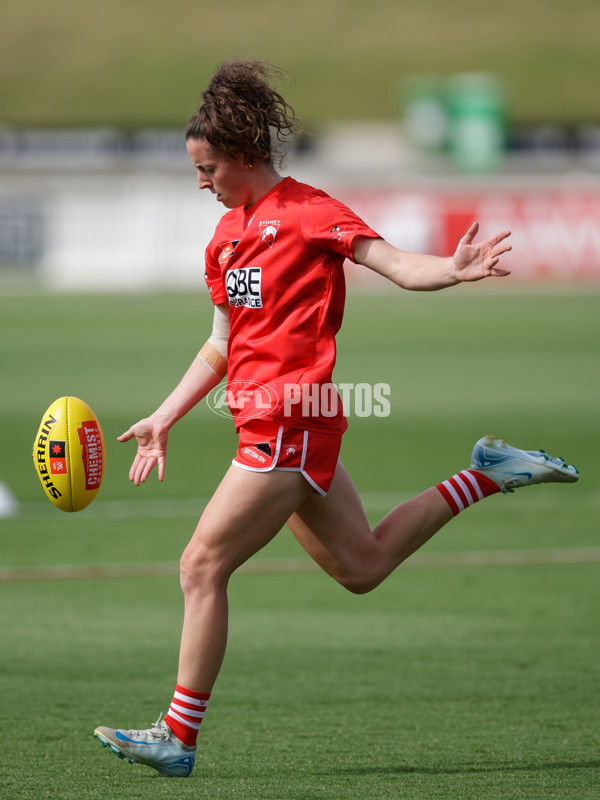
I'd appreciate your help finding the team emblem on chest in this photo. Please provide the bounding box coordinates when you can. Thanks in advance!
[259,220,281,248]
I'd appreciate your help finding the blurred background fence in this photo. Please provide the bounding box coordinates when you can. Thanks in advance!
[1,1,599,290]
[1,125,599,290]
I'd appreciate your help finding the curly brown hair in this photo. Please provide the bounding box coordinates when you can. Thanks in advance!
[186,59,302,168]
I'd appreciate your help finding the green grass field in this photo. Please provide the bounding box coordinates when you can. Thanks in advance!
[1,288,599,799]
[1,0,599,127]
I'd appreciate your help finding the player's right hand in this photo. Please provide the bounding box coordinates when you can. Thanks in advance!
[118,417,169,485]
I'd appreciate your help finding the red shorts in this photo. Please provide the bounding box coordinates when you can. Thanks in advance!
[232,419,342,496]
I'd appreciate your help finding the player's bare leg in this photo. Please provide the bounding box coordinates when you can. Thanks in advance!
[176,465,312,690]
[288,460,452,593]
[95,466,312,776]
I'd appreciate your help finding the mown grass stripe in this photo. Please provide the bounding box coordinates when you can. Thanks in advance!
[2,547,599,583]
[14,488,600,521]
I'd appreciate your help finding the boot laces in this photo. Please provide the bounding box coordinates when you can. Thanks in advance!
[125,713,171,742]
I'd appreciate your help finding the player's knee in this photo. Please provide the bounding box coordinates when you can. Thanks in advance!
[335,565,382,595]
[179,541,226,595]
[341,576,380,595]
[179,547,204,594]
[325,546,387,594]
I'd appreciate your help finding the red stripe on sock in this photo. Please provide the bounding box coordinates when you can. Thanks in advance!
[165,685,211,747]
[436,469,501,516]
[174,684,210,699]
[449,474,472,507]
[436,480,460,515]
[467,469,500,496]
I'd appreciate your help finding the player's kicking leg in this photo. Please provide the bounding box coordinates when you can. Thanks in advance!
[288,436,579,592]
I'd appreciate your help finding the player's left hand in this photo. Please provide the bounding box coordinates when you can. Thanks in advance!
[453,222,512,281]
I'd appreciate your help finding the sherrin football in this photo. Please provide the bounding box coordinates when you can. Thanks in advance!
[33,396,105,512]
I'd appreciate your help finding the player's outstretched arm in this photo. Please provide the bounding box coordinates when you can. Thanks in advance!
[353,223,511,290]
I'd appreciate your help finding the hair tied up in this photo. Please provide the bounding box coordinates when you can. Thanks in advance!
[186,59,303,169]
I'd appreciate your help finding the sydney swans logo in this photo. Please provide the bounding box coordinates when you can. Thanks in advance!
[259,220,280,248]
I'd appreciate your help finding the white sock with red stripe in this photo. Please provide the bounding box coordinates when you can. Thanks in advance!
[164,684,211,747]
[436,469,500,516]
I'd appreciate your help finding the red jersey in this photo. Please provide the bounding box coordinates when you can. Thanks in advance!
[204,177,380,432]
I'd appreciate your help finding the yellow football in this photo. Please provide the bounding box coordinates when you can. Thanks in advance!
[33,396,106,512]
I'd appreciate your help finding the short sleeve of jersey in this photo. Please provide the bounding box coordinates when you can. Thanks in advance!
[300,194,380,261]
[204,242,228,305]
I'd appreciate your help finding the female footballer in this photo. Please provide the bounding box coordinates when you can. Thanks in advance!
[94,59,579,777]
